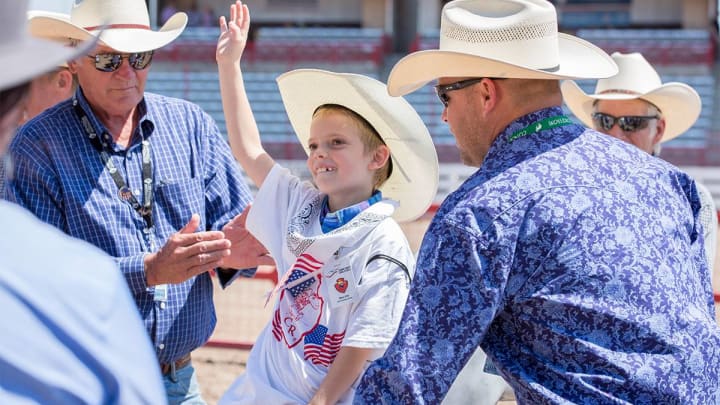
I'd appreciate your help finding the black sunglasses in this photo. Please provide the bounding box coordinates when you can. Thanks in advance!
[591,112,659,133]
[86,51,154,72]
[434,78,485,107]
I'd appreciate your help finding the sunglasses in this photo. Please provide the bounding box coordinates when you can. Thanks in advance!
[591,112,659,133]
[86,51,154,72]
[434,78,484,107]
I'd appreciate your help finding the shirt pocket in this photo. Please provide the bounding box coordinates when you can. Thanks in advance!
[155,177,204,230]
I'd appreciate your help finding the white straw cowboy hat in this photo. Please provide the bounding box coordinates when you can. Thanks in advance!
[28,0,187,53]
[277,69,439,223]
[0,0,95,91]
[387,0,618,96]
[561,52,702,143]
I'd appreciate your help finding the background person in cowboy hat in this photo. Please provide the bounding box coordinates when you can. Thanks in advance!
[215,2,437,403]
[0,10,77,190]
[0,0,165,403]
[561,51,718,272]
[21,10,78,125]
[4,0,273,403]
[355,0,720,403]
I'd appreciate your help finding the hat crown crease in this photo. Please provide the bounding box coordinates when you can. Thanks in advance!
[438,2,560,71]
[73,1,151,28]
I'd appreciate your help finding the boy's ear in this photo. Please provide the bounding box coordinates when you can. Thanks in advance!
[368,145,390,170]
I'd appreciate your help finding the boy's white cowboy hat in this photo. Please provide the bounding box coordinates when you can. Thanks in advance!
[0,0,95,91]
[28,0,187,53]
[561,52,702,143]
[277,69,439,223]
[387,0,618,96]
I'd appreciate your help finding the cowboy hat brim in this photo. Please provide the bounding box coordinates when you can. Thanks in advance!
[277,69,439,223]
[561,80,702,143]
[388,33,618,96]
[28,12,187,53]
[0,35,96,91]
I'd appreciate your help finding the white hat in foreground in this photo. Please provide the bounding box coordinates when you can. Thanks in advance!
[277,69,439,223]
[28,0,187,53]
[0,0,95,91]
[388,0,618,96]
[561,52,702,143]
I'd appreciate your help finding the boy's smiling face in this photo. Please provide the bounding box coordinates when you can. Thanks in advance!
[307,111,380,212]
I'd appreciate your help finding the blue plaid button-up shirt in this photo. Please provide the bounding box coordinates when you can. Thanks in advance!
[5,89,253,363]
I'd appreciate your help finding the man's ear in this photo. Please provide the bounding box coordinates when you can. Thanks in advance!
[653,117,666,145]
[475,78,501,113]
[56,69,73,90]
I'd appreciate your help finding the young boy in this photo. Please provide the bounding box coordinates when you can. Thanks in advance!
[215,2,438,404]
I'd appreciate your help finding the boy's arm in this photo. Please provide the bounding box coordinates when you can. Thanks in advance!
[308,346,374,405]
[216,0,274,188]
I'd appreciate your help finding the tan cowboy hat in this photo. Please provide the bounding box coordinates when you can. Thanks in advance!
[561,52,702,143]
[0,0,95,91]
[277,69,439,223]
[28,0,187,53]
[387,0,618,96]
[27,11,73,68]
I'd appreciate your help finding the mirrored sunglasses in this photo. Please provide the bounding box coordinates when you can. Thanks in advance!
[87,51,154,72]
[434,78,484,107]
[591,112,659,133]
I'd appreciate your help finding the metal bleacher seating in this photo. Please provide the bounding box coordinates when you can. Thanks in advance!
[576,29,715,66]
[250,27,388,69]
[559,2,631,29]
[146,70,293,144]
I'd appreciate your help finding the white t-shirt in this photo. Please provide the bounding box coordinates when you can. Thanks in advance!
[696,181,717,269]
[220,164,414,405]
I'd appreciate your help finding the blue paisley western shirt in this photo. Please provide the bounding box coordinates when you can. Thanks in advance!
[5,90,253,364]
[356,107,720,404]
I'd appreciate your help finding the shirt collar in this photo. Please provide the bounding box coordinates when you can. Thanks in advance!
[73,88,154,150]
[480,106,581,178]
[320,190,383,233]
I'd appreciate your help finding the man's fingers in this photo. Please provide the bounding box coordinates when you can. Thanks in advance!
[185,259,226,280]
[179,213,201,235]
[182,239,231,258]
[196,249,230,266]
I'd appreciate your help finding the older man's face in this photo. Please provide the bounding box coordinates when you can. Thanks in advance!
[69,45,150,120]
[592,99,664,154]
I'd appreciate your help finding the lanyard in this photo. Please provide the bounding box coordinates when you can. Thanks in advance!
[72,97,154,229]
[509,115,574,142]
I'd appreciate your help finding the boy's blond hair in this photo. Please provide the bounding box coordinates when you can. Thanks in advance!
[313,104,392,190]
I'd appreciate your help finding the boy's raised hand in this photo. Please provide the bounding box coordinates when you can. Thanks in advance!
[216,0,250,65]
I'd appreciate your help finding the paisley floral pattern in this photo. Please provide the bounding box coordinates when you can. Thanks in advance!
[355,107,720,404]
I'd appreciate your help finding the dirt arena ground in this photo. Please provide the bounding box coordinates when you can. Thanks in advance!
[192,214,720,405]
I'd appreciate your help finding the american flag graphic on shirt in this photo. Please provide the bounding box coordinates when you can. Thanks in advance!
[304,324,345,367]
[271,253,324,345]
[286,254,323,297]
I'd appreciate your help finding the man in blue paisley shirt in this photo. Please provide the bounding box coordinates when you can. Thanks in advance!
[355,0,720,404]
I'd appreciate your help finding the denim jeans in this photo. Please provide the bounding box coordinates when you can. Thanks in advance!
[163,362,206,405]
